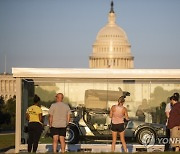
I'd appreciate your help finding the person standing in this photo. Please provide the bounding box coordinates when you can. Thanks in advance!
[110,96,129,152]
[165,93,179,119]
[165,93,179,151]
[26,94,43,153]
[49,93,71,153]
[167,95,180,152]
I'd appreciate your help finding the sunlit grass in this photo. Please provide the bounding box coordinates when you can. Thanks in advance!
[39,136,52,143]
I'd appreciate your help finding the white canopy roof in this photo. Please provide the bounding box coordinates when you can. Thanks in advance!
[12,68,180,79]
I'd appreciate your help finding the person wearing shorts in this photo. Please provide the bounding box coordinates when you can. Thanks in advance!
[111,123,125,132]
[110,96,129,152]
[49,93,71,153]
[50,127,66,137]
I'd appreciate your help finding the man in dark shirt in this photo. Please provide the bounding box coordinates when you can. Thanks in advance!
[167,96,180,152]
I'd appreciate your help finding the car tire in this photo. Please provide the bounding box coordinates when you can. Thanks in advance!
[136,128,156,146]
[65,126,79,144]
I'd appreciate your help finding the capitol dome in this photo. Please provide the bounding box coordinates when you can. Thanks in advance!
[89,1,134,69]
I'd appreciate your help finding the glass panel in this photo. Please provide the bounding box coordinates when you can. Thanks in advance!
[150,80,180,124]
[21,79,34,144]
[108,79,137,119]
[20,78,180,144]
[64,79,108,108]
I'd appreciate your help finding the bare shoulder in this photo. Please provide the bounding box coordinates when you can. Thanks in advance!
[111,105,116,111]
[123,106,128,112]
[111,105,116,109]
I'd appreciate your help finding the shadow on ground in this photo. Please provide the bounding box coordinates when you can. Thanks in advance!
[0,146,15,153]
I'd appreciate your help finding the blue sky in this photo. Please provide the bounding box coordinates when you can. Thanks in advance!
[0,0,180,73]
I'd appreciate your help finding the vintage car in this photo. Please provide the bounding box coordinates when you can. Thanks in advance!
[43,89,167,145]
[62,107,166,145]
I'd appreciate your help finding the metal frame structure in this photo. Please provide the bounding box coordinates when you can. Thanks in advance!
[12,68,180,153]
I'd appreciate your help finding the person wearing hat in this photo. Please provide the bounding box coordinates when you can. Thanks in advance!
[110,96,129,152]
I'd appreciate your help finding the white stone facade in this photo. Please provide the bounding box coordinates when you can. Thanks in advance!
[0,74,16,101]
[89,2,134,69]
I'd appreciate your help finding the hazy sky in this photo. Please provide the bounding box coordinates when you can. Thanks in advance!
[0,0,180,73]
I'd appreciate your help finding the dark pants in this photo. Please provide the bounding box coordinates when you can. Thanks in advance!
[165,127,170,151]
[28,122,43,152]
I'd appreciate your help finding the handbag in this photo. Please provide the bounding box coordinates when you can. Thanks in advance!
[24,125,29,133]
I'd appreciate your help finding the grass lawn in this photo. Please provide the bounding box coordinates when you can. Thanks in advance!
[0,134,15,152]
[39,136,52,143]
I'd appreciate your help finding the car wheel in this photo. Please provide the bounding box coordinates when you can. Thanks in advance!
[65,126,79,144]
[136,128,156,146]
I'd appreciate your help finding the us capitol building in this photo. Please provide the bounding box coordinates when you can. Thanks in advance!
[89,1,134,69]
[0,1,133,101]
[0,74,16,101]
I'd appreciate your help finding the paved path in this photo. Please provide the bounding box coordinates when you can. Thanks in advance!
[0,132,15,135]
[5,148,15,153]
[6,144,165,153]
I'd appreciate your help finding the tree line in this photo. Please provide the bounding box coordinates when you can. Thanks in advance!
[0,96,16,131]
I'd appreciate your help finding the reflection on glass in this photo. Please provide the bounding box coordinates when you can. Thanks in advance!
[21,78,180,144]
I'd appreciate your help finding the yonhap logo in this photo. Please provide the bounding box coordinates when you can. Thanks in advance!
[142,137,180,148]
[158,137,180,145]
[141,133,156,148]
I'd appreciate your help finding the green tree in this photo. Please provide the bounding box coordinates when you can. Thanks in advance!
[0,96,16,130]
[0,96,5,125]
[35,87,56,107]
[0,96,11,125]
[5,96,16,129]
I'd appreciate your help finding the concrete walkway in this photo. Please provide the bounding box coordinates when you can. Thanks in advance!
[5,148,15,153]
[6,144,165,153]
